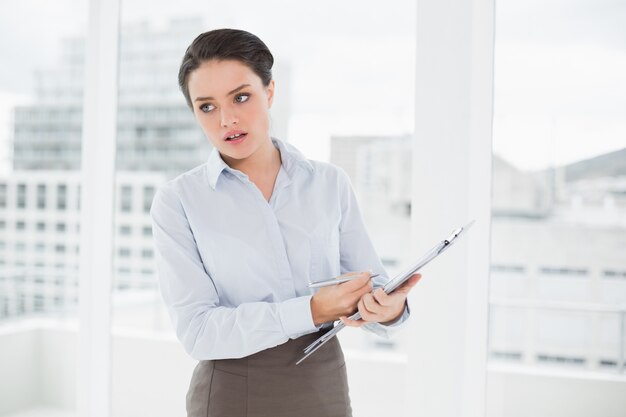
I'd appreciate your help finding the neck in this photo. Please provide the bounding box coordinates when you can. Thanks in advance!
[224,137,281,178]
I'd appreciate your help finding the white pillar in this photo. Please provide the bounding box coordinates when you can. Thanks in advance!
[77,0,119,416]
[405,0,494,416]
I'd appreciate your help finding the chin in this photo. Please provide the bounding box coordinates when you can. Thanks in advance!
[220,143,257,162]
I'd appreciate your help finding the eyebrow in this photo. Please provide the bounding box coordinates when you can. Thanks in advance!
[194,84,250,102]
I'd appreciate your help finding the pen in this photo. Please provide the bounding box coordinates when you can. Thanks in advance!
[308,273,380,289]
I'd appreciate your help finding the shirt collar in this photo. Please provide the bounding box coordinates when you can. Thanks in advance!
[206,137,314,190]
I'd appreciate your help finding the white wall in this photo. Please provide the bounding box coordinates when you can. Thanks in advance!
[1,323,626,417]
[0,324,41,415]
[0,323,408,417]
[408,0,494,415]
[486,366,626,417]
[110,332,195,417]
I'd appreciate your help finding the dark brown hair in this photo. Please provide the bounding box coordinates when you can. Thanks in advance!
[178,28,274,109]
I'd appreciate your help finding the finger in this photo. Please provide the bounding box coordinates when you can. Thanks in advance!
[394,274,422,294]
[384,288,413,306]
[358,298,378,322]
[340,272,371,292]
[401,273,421,286]
[372,288,394,307]
[339,271,362,278]
[362,293,383,314]
[340,316,365,327]
[346,278,374,299]
[357,278,375,296]
[408,273,422,284]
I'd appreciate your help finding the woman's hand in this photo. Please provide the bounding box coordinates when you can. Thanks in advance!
[340,273,422,327]
[310,271,374,326]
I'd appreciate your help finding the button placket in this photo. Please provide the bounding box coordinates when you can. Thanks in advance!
[232,166,296,299]
[265,178,297,299]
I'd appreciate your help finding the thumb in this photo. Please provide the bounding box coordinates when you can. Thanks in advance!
[395,274,422,293]
[340,272,371,292]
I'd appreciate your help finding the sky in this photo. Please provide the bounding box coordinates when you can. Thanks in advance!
[0,0,624,171]
[492,0,626,170]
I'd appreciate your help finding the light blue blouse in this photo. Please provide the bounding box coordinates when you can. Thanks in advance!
[150,137,410,360]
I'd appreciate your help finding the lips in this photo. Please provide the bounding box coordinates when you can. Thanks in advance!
[223,130,248,141]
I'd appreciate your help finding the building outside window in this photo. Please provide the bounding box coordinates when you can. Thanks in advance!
[0,1,623,417]
[17,184,26,209]
[120,185,132,212]
[143,186,155,213]
[0,184,6,208]
[57,184,67,210]
[36,184,46,209]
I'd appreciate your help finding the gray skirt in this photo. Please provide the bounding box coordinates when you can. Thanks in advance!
[186,329,352,417]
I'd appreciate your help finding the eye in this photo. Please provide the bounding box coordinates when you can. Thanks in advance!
[199,103,215,113]
[235,93,250,103]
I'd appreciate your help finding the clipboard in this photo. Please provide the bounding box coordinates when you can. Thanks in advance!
[296,220,475,365]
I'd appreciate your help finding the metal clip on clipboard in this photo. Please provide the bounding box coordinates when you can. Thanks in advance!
[296,220,475,366]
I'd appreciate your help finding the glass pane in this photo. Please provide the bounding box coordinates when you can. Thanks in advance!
[489,0,626,415]
[0,1,87,416]
[111,2,415,417]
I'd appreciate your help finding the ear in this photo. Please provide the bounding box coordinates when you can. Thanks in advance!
[266,79,275,108]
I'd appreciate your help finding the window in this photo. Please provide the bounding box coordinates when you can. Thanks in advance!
[112,5,419,417]
[491,264,526,274]
[143,186,155,213]
[0,184,6,208]
[37,184,46,209]
[603,270,626,279]
[17,184,27,208]
[34,295,45,311]
[539,266,589,277]
[57,184,67,210]
[120,185,132,212]
[488,0,626,414]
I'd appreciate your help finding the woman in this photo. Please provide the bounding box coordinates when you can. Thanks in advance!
[150,28,421,417]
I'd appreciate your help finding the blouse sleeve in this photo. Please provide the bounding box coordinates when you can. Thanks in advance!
[150,183,319,361]
[336,168,411,338]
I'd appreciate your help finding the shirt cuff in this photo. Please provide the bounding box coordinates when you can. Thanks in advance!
[380,301,410,328]
[361,300,411,338]
[278,295,319,337]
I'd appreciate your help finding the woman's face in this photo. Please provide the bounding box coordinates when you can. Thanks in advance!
[187,59,275,165]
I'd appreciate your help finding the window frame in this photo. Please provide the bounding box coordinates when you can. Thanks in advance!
[77,1,120,416]
[404,0,494,415]
[74,1,494,416]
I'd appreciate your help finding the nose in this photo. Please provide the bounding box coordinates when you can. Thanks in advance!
[220,105,238,128]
